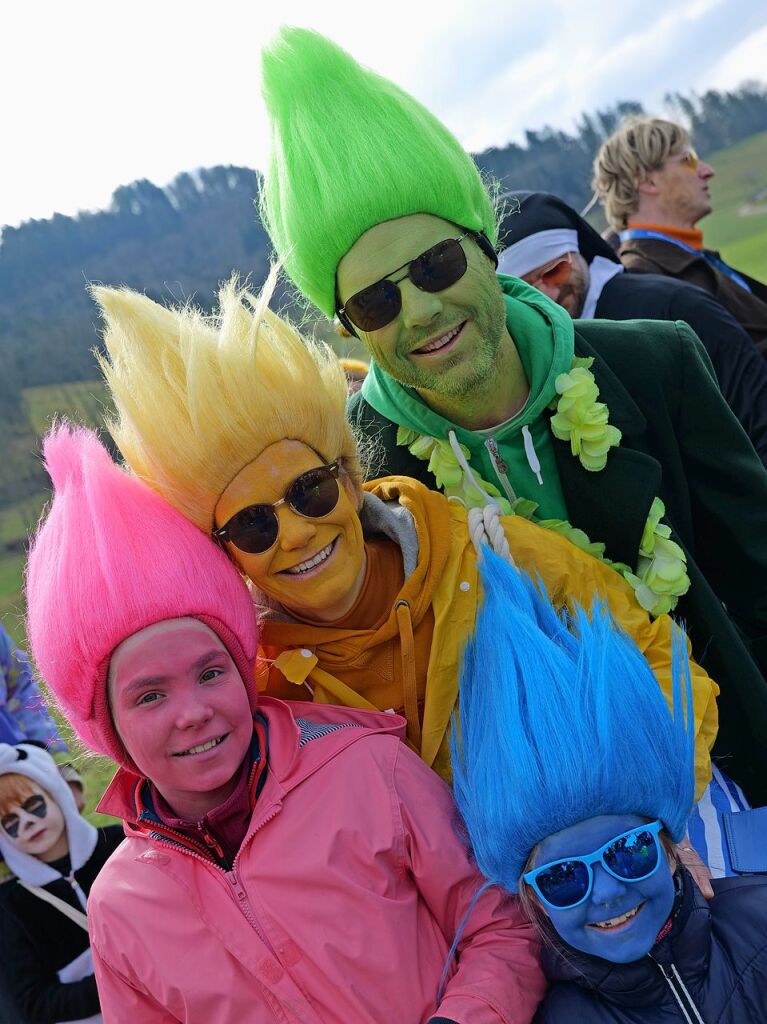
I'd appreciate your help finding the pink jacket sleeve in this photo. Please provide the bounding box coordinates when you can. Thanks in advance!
[393,743,546,1024]
[92,942,179,1023]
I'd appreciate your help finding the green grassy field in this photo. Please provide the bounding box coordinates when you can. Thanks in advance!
[0,381,108,646]
[23,380,110,436]
[0,494,48,547]
[56,740,120,827]
[0,494,50,638]
[0,382,120,820]
[702,129,767,279]
[0,552,26,639]
[717,227,767,283]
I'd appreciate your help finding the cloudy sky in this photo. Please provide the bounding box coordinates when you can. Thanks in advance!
[2,0,766,229]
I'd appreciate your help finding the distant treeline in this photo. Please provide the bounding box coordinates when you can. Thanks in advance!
[476,82,767,211]
[0,82,766,504]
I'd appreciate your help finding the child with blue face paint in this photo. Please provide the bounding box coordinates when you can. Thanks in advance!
[527,815,675,967]
[451,551,767,1022]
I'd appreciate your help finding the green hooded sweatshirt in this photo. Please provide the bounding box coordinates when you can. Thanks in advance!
[360,276,574,519]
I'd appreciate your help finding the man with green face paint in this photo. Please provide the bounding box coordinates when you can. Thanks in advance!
[259,27,767,810]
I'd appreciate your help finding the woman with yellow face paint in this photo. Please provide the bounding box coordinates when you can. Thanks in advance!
[94,275,718,816]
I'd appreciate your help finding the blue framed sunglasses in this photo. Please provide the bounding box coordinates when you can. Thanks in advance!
[523,820,664,910]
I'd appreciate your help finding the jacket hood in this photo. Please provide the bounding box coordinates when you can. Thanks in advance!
[361,274,574,449]
[541,869,711,1007]
[97,698,407,827]
[0,742,98,884]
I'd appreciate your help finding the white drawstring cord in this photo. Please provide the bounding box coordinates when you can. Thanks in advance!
[521,424,543,485]
[447,430,515,565]
[447,430,497,503]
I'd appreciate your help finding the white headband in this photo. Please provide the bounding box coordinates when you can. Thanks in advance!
[497,228,579,277]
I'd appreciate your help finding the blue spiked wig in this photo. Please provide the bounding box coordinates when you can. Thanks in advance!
[260,27,497,317]
[450,550,695,895]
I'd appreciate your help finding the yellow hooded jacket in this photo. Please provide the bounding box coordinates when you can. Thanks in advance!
[260,477,717,797]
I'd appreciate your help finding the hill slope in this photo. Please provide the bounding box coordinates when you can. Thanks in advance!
[705,129,767,281]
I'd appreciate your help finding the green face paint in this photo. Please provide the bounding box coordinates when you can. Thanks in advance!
[337,214,507,399]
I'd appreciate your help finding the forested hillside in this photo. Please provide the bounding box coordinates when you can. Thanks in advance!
[0,82,766,516]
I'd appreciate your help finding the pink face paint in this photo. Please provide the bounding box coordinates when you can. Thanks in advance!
[109,619,253,820]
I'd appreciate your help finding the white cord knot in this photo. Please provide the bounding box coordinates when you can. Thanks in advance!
[467,505,515,565]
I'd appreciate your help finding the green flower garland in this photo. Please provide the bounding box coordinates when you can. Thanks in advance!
[549,357,622,470]
[396,357,690,617]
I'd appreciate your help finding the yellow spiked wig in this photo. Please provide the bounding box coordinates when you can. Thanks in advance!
[94,273,361,533]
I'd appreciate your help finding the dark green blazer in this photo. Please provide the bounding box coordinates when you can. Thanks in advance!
[348,319,767,803]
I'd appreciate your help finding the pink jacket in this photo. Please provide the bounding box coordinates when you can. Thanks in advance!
[89,698,544,1023]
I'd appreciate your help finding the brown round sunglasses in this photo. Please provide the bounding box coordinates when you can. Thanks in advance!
[213,463,341,554]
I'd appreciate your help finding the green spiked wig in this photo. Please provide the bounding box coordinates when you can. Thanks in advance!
[260,27,497,317]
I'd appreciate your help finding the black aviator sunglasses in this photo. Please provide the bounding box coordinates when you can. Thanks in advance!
[336,229,497,335]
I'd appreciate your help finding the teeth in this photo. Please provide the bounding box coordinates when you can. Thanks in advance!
[418,324,460,353]
[176,736,224,757]
[591,904,641,929]
[284,540,334,575]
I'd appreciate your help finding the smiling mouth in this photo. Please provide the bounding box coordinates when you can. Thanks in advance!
[280,537,338,577]
[588,902,644,931]
[27,828,47,842]
[172,734,228,757]
[411,321,466,357]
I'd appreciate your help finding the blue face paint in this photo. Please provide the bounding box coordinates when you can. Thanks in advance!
[533,814,675,963]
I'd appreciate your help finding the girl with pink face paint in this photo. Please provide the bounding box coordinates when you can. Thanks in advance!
[24,423,545,1024]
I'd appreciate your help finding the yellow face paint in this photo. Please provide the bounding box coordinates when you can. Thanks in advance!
[214,440,367,623]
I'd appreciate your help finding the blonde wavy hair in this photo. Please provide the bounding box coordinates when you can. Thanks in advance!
[94,271,362,534]
[592,116,690,230]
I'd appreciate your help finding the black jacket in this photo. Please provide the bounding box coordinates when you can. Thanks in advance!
[0,824,123,1023]
[348,318,767,803]
[595,272,767,465]
[497,190,767,462]
[536,869,767,1022]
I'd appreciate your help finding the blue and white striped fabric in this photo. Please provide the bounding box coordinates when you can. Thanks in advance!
[295,717,361,749]
[687,765,750,877]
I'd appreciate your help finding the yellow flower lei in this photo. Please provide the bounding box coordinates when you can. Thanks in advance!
[396,358,690,617]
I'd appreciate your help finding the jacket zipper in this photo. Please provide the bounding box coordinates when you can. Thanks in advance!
[225,868,277,955]
[228,807,282,956]
[484,437,518,504]
[650,957,707,1023]
[140,808,282,957]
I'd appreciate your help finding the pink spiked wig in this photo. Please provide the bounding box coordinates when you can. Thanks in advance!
[25,423,259,767]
